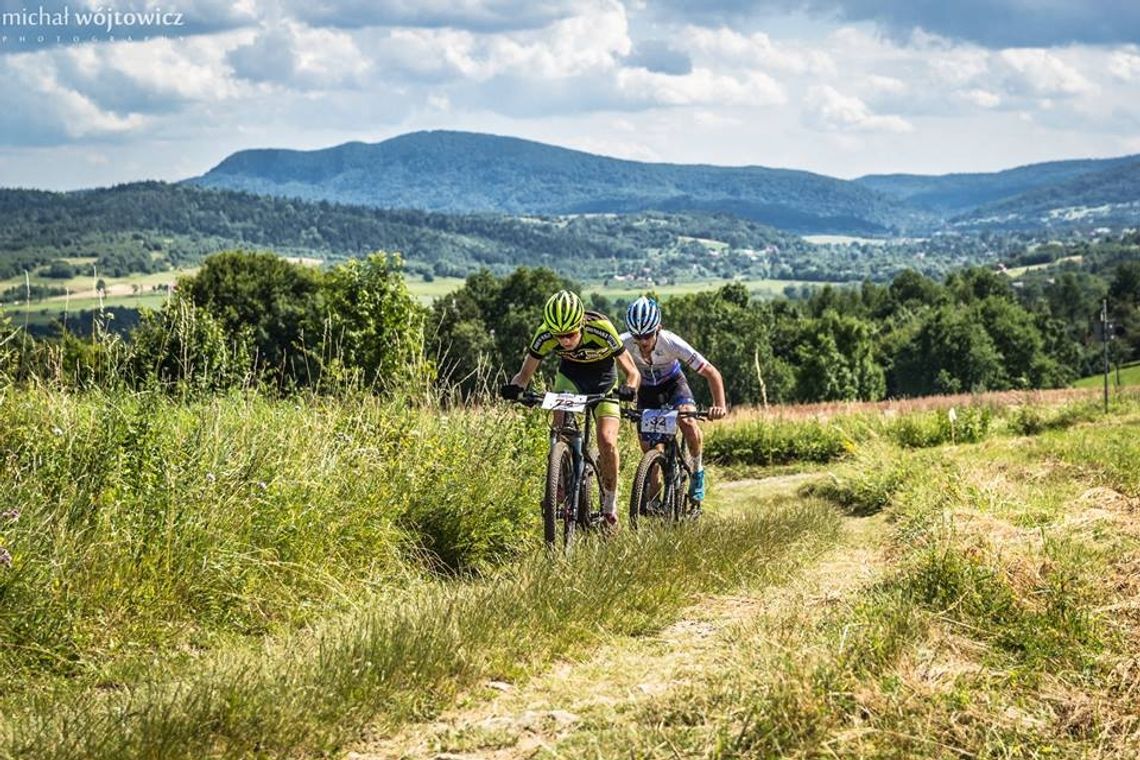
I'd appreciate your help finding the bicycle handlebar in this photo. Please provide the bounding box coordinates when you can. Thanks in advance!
[511,390,620,409]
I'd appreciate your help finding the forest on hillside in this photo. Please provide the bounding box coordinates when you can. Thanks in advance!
[4,230,1139,403]
[0,183,1073,290]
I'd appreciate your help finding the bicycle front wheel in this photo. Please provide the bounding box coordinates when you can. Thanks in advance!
[629,448,669,530]
[544,440,574,549]
[578,453,602,528]
[672,462,692,521]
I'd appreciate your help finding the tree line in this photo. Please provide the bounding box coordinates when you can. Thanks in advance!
[3,248,1138,403]
[432,259,1140,404]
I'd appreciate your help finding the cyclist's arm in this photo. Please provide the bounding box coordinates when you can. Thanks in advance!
[697,362,728,419]
[616,349,640,390]
[510,354,542,388]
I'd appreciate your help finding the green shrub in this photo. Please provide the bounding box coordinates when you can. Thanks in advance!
[705,418,851,466]
[886,405,991,448]
[800,448,919,516]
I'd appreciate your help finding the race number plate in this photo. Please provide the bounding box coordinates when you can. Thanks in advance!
[640,409,678,435]
[541,392,588,412]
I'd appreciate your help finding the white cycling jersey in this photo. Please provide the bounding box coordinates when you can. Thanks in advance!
[619,328,708,387]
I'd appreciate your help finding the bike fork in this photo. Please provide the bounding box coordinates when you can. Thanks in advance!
[568,432,584,525]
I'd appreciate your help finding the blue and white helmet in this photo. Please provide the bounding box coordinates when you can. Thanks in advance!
[626,296,662,336]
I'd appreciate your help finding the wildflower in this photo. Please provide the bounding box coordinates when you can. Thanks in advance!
[0,547,11,569]
[1,509,19,523]
[52,426,64,436]
[206,472,216,483]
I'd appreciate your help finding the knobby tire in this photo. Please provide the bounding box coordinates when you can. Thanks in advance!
[544,441,574,549]
[629,448,668,530]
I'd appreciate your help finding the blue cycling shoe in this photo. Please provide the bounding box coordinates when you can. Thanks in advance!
[689,469,706,502]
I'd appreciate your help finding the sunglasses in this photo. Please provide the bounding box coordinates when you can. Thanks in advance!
[554,330,580,340]
[632,332,656,341]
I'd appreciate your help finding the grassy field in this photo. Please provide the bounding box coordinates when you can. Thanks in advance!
[0,264,191,295]
[586,277,839,300]
[1004,253,1084,278]
[1,384,1138,757]
[5,270,832,315]
[0,264,192,318]
[403,275,843,304]
[1074,361,1140,388]
[7,258,836,316]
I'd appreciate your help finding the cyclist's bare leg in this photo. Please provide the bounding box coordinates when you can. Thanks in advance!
[678,403,707,505]
[596,415,621,517]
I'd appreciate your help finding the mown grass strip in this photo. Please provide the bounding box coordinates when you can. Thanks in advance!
[547,416,1140,759]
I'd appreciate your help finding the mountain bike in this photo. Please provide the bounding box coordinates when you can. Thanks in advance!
[507,390,617,550]
[623,407,709,528]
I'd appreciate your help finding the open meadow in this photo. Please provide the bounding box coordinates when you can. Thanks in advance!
[1,381,1138,758]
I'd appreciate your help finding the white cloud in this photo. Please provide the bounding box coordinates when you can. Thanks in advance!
[692,109,743,127]
[996,48,1096,97]
[960,88,1001,108]
[229,22,371,89]
[0,54,149,142]
[865,74,906,95]
[67,35,246,104]
[1109,50,1140,81]
[683,26,835,75]
[481,0,631,78]
[925,47,991,88]
[616,67,785,107]
[367,0,628,84]
[803,85,912,133]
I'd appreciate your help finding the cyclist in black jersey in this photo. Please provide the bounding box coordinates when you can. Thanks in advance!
[500,290,640,528]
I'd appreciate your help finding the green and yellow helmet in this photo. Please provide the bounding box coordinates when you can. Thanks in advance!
[542,290,585,334]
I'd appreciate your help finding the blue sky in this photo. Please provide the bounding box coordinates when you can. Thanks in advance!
[1,0,1138,190]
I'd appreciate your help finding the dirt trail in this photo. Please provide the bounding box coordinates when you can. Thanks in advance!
[345,477,888,760]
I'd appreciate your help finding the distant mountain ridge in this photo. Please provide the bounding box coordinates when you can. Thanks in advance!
[188,130,1140,234]
[854,155,1140,215]
[189,131,917,235]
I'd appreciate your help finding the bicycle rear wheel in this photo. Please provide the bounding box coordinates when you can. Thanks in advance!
[629,448,669,530]
[544,441,574,548]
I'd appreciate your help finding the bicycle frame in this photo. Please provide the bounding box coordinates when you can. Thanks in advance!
[512,390,614,549]
[549,406,597,531]
[660,433,691,515]
[625,407,707,524]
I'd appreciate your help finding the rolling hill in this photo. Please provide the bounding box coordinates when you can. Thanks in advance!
[188,130,918,235]
[949,159,1140,229]
[0,182,811,283]
[188,130,1140,235]
[854,155,1140,216]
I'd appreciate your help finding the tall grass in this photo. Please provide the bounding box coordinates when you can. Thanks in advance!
[705,389,1140,467]
[548,412,1137,759]
[0,502,838,759]
[0,388,546,699]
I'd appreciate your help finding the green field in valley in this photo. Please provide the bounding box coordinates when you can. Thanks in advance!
[1073,361,1140,388]
[403,275,840,304]
[5,253,839,315]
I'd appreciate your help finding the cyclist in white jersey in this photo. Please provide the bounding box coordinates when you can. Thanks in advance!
[620,296,727,503]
